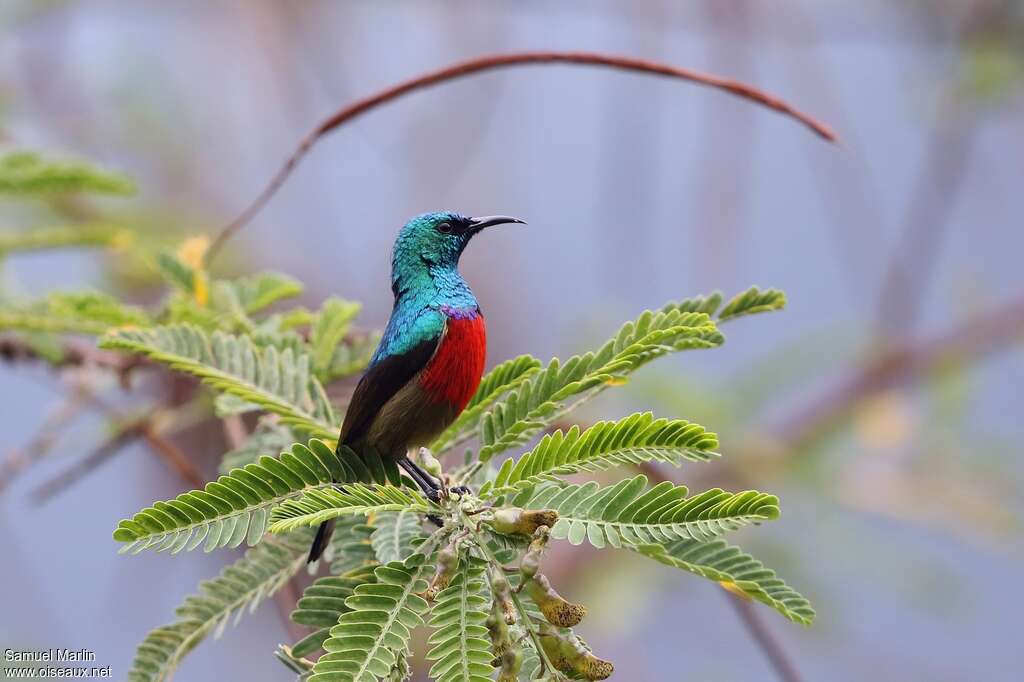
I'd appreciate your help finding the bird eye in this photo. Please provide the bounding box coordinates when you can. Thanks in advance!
[437,221,453,234]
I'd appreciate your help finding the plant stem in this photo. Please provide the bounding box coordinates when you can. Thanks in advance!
[464,510,563,680]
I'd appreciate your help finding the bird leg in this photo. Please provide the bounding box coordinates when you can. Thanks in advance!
[399,453,474,507]
[399,457,442,501]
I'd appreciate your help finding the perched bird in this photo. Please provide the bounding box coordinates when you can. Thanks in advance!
[308,211,525,562]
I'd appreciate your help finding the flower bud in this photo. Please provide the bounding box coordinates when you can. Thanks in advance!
[417,447,443,481]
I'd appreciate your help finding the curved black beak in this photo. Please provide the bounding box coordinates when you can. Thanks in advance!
[467,215,526,231]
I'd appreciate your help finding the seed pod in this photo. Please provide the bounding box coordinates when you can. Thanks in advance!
[425,541,460,600]
[538,623,614,681]
[495,647,523,682]
[417,447,443,481]
[487,607,511,659]
[519,527,550,582]
[524,573,586,627]
[486,507,559,536]
[490,570,517,625]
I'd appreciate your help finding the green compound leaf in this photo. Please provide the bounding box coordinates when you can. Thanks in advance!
[226,271,304,314]
[329,516,378,575]
[126,530,311,682]
[426,554,495,682]
[514,475,778,548]
[112,439,400,554]
[310,298,362,379]
[717,286,786,322]
[100,324,336,437]
[0,223,131,255]
[0,150,136,196]
[0,291,151,335]
[268,484,432,535]
[634,539,815,625]
[481,412,718,497]
[476,305,723,462]
[370,509,428,565]
[310,550,436,682]
[291,565,378,658]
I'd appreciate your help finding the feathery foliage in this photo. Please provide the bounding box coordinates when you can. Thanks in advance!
[310,298,362,379]
[475,305,724,461]
[290,566,378,658]
[0,150,136,195]
[220,271,304,315]
[112,440,399,554]
[0,292,151,335]
[127,530,311,682]
[0,223,131,255]
[425,554,495,682]
[268,484,432,534]
[634,539,816,625]
[481,412,718,497]
[100,325,337,437]
[514,475,779,548]
[371,510,428,565]
[322,330,379,382]
[311,549,437,681]
[329,516,379,575]
[717,286,787,322]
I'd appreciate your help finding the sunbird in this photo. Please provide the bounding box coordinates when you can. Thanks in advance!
[309,211,525,562]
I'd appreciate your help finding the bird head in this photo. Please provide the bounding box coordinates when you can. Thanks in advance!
[391,211,524,288]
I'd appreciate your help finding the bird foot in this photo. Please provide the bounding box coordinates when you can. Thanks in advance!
[424,484,471,504]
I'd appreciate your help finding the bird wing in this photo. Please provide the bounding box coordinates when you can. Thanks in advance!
[338,314,444,445]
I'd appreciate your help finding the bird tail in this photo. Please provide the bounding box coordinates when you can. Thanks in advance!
[308,519,335,563]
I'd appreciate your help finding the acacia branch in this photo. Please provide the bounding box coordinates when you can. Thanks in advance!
[206,50,837,263]
[0,335,146,384]
[725,591,803,682]
[30,414,152,503]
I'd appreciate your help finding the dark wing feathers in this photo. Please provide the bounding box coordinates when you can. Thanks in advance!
[339,337,440,445]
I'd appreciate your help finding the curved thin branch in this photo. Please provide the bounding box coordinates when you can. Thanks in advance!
[206,50,838,263]
[725,590,803,682]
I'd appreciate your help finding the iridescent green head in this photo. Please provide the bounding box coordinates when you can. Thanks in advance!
[391,211,524,291]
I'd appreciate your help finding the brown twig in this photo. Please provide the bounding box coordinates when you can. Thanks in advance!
[205,50,837,263]
[874,129,974,335]
[30,414,152,503]
[221,413,248,450]
[0,334,147,385]
[724,591,803,682]
[139,423,205,489]
[0,390,91,495]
